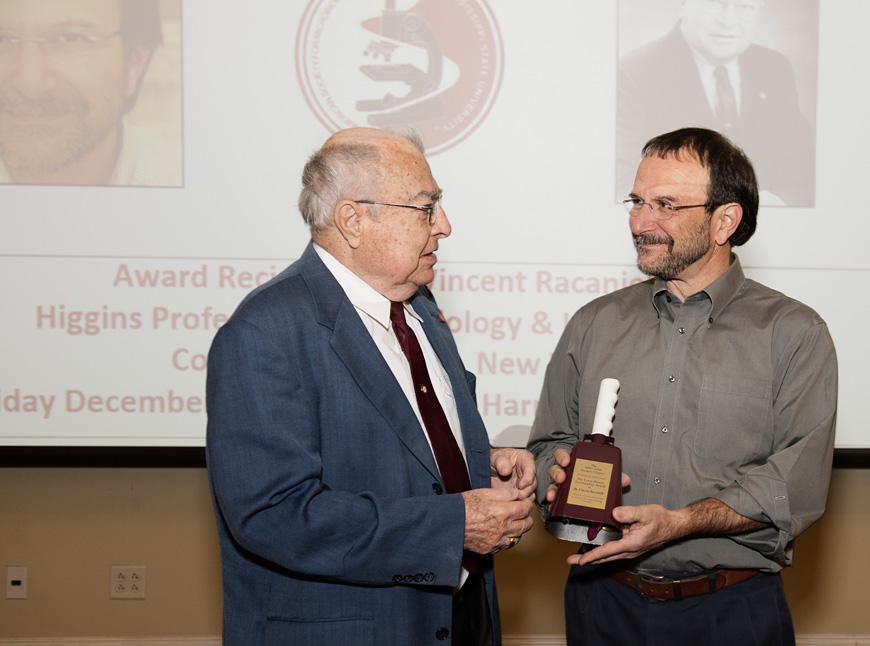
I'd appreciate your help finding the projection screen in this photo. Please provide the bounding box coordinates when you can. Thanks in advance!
[0,0,866,456]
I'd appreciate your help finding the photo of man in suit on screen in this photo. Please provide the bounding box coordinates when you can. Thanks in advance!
[616,0,818,207]
[0,0,182,187]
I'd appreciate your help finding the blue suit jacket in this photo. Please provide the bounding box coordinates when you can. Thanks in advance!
[206,243,499,645]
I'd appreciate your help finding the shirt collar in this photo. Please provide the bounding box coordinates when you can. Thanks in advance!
[704,252,745,323]
[690,50,740,77]
[313,243,421,329]
[651,253,745,326]
[107,120,129,186]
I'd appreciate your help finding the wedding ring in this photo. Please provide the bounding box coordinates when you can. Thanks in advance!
[507,537,519,549]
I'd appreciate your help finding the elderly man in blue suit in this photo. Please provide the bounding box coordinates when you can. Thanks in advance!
[206,127,537,646]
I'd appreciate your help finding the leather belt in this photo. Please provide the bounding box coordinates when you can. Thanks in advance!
[610,568,759,601]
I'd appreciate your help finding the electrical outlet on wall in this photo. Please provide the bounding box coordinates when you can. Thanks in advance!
[110,565,146,600]
[6,566,27,599]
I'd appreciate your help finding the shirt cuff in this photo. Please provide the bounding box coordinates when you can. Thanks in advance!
[714,478,793,564]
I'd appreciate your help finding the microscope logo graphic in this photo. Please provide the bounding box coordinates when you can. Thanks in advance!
[296,0,503,154]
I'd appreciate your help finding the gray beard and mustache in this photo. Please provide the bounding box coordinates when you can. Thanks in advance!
[634,216,712,281]
[0,94,114,174]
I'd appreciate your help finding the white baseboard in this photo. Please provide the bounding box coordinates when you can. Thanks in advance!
[503,637,565,646]
[796,639,870,646]
[501,637,870,646]
[0,641,220,646]
[0,635,867,646]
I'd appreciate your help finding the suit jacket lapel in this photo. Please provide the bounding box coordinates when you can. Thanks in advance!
[662,26,717,122]
[297,244,442,482]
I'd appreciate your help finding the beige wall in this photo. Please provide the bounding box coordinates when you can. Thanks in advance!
[1,466,868,639]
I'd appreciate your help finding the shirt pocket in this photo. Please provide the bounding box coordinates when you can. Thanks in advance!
[695,375,772,463]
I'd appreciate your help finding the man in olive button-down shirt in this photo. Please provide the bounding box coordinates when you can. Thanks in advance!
[527,127,837,645]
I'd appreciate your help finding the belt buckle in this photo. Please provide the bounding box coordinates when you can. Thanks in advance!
[636,572,673,600]
[638,572,666,584]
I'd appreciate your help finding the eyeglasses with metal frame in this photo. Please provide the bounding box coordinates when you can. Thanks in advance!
[354,197,442,225]
[0,30,122,62]
[622,197,710,220]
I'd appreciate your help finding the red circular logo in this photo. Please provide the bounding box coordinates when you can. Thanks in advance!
[296,0,504,154]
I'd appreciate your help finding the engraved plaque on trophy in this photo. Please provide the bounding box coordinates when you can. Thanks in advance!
[546,378,624,545]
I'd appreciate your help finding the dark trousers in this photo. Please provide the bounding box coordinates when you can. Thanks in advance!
[452,572,494,646]
[565,564,795,646]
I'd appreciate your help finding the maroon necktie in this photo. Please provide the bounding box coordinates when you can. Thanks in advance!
[390,301,478,573]
[714,65,739,136]
[390,301,472,493]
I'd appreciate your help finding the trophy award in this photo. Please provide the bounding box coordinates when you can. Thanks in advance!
[546,378,624,545]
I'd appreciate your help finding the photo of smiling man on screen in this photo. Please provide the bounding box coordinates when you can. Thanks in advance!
[0,0,181,187]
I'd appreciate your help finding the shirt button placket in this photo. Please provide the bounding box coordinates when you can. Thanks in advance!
[650,309,692,502]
